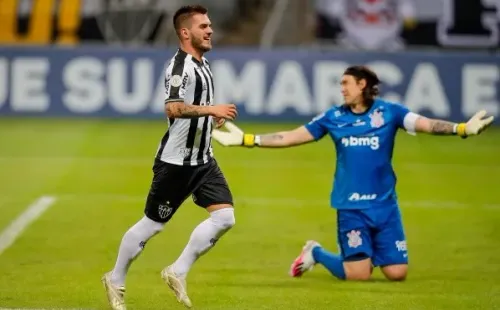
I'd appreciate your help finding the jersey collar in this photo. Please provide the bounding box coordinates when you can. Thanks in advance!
[344,99,379,116]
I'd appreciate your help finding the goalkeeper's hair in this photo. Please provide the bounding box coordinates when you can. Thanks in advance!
[344,66,380,103]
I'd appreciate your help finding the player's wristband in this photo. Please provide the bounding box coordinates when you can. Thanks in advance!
[255,135,261,146]
[456,123,467,137]
[243,134,256,147]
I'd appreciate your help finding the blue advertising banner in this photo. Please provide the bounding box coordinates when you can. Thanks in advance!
[0,46,498,123]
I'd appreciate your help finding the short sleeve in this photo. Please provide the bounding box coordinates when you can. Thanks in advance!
[391,103,411,128]
[391,102,419,134]
[305,112,329,141]
[165,62,193,103]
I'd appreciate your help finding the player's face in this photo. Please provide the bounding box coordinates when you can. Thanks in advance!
[188,14,213,52]
[341,74,365,105]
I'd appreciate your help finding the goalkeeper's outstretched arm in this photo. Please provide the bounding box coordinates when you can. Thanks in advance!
[253,126,315,148]
[413,110,494,137]
[212,122,315,148]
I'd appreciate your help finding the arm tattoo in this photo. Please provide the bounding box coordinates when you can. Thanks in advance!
[257,133,287,147]
[166,102,206,118]
[260,134,284,143]
[429,120,456,135]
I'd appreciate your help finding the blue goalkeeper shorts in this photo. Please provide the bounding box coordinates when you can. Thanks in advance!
[336,204,408,267]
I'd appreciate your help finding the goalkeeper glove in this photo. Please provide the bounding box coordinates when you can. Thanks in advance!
[212,121,258,147]
[455,110,494,138]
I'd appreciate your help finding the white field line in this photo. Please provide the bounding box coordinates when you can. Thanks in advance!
[51,194,500,210]
[0,196,56,256]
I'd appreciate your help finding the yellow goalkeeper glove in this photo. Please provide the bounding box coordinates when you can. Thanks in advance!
[455,110,494,138]
[212,121,258,147]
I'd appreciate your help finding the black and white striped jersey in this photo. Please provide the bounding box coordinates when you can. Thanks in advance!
[156,49,215,166]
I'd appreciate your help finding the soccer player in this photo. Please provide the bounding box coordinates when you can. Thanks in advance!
[102,5,238,309]
[212,65,494,282]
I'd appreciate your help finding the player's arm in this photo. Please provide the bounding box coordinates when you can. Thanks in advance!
[212,123,315,148]
[412,110,494,137]
[413,116,459,135]
[212,109,333,149]
[393,102,494,138]
[251,126,315,148]
[165,102,237,120]
[166,102,213,118]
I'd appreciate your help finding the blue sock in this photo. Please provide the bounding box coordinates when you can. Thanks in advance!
[312,246,346,280]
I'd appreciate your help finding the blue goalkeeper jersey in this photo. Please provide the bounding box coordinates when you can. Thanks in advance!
[305,98,411,210]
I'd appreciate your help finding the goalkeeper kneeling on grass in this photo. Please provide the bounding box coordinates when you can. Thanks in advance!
[212,65,494,281]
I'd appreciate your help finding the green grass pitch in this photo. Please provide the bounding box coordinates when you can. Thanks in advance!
[0,118,499,310]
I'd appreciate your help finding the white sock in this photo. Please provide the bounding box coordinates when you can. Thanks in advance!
[172,208,235,278]
[110,216,164,286]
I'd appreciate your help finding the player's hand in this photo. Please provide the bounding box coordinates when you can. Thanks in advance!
[212,121,256,147]
[210,104,237,120]
[213,117,225,128]
[457,110,495,138]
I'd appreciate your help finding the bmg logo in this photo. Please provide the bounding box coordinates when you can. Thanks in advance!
[341,136,380,150]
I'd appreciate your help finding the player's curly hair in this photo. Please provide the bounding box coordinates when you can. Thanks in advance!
[344,66,380,103]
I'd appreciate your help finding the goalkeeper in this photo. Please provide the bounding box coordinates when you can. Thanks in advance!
[212,65,494,281]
